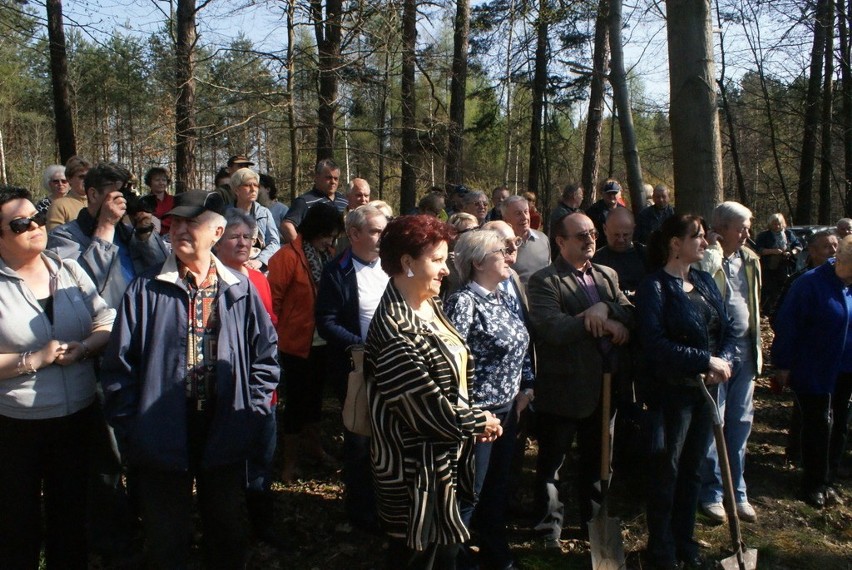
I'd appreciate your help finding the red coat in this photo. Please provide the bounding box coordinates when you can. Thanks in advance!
[267,235,316,358]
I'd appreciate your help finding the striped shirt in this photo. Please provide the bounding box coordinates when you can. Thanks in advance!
[282,188,348,228]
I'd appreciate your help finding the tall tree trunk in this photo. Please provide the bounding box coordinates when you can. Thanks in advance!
[581,0,609,205]
[287,0,299,202]
[378,48,391,199]
[715,0,747,204]
[608,0,643,213]
[175,0,197,193]
[666,0,723,221]
[400,0,418,213]
[313,0,342,161]
[501,0,516,186]
[819,0,835,224]
[527,0,549,196]
[839,0,852,215]
[46,0,76,162]
[446,0,470,186]
[796,0,831,224]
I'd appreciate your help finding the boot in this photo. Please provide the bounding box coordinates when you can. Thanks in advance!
[280,434,301,483]
[303,423,337,468]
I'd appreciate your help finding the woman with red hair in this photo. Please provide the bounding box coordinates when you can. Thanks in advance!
[365,215,503,569]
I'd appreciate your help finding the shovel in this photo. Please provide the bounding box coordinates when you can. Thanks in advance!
[587,351,626,570]
[697,377,758,570]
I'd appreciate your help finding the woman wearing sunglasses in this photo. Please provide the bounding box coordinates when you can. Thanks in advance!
[0,186,115,568]
[444,229,534,570]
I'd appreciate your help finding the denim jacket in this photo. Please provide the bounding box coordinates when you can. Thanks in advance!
[636,268,737,386]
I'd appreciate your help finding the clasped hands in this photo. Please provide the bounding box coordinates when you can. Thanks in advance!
[476,410,504,443]
[704,356,732,385]
[577,302,629,345]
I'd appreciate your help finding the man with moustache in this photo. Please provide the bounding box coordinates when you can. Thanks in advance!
[502,195,550,288]
[528,212,633,547]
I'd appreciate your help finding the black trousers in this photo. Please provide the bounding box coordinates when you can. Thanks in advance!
[387,538,460,570]
[796,372,852,492]
[280,346,328,434]
[137,410,249,569]
[0,405,95,570]
[533,408,605,539]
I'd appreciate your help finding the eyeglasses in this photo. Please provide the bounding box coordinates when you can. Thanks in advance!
[488,247,510,258]
[504,236,523,252]
[49,179,68,185]
[571,229,598,242]
[7,211,46,234]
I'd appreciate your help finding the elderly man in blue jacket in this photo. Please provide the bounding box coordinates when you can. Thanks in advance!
[316,203,389,531]
[772,236,852,508]
[100,191,279,568]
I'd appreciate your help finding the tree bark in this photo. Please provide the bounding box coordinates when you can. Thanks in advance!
[839,0,852,215]
[796,0,831,224]
[175,0,197,193]
[286,0,299,202]
[400,0,418,213]
[527,0,549,196]
[46,0,76,162]
[581,0,609,206]
[446,0,470,186]
[608,0,643,214]
[819,0,835,224]
[715,0,747,205]
[666,0,723,221]
[501,0,517,186]
[313,0,342,162]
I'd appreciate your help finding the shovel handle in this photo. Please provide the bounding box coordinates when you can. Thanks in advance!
[600,370,612,481]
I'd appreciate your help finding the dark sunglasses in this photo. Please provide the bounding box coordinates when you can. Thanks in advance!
[8,211,47,234]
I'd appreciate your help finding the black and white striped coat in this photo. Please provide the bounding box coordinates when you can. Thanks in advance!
[365,282,488,550]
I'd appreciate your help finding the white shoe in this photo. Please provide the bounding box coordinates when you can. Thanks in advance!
[700,501,727,523]
[736,501,757,522]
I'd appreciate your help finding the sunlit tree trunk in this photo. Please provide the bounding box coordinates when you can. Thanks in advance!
[666,0,723,220]
[175,0,198,193]
[715,0,747,205]
[527,0,549,196]
[818,0,835,224]
[581,0,609,207]
[609,0,643,213]
[796,0,831,224]
[446,0,469,186]
[46,0,76,162]
[400,0,418,213]
[840,0,852,215]
[313,0,342,161]
[286,0,299,202]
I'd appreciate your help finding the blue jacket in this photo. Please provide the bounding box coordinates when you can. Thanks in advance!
[100,254,280,471]
[636,268,737,387]
[772,261,852,395]
[316,248,363,389]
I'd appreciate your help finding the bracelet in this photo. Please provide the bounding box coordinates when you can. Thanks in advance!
[17,351,36,376]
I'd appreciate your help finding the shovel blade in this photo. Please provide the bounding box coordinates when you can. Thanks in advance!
[719,547,758,570]
[587,514,626,570]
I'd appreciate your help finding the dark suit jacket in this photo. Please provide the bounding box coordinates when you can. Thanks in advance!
[527,256,634,419]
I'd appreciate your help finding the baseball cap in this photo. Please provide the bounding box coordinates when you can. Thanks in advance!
[603,180,622,193]
[164,191,226,218]
[227,155,255,168]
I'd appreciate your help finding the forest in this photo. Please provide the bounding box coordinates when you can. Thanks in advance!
[0,0,846,226]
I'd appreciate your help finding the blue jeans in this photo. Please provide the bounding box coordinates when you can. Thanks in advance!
[458,404,519,569]
[700,355,755,504]
[645,384,713,566]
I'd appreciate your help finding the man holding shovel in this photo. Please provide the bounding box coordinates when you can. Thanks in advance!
[527,213,634,549]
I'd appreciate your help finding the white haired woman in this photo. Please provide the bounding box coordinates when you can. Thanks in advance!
[36,165,69,216]
[755,213,801,315]
[229,167,281,271]
[444,229,534,570]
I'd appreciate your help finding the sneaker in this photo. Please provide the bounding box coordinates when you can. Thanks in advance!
[736,501,757,523]
[700,502,727,523]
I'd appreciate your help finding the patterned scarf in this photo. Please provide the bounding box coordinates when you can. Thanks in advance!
[303,240,330,286]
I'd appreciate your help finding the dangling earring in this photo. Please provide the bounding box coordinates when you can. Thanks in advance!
[406,267,414,278]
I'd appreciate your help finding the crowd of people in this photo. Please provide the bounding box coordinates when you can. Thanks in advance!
[0,155,850,570]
